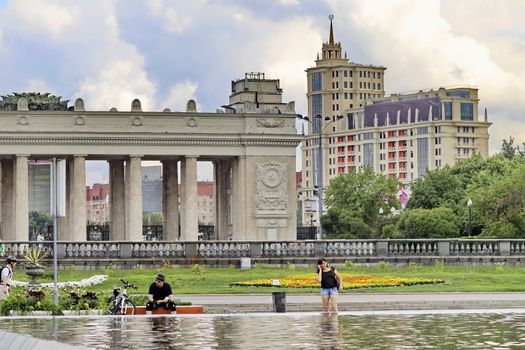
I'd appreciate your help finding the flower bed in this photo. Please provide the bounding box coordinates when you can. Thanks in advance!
[231,273,444,289]
[11,275,107,289]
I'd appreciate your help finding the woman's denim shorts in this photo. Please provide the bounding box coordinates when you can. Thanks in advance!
[320,287,338,296]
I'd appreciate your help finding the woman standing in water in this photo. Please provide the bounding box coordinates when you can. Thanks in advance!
[316,257,343,313]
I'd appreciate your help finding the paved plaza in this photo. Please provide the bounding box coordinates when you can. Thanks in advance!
[181,292,525,313]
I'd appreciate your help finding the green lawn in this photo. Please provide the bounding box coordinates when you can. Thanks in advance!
[15,263,525,296]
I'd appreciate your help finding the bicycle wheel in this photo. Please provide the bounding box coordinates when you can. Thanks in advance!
[112,299,136,315]
[106,297,117,315]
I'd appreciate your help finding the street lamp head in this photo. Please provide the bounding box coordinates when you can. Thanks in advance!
[379,207,384,215]
[336,115,344,120]
[467,198,473,207]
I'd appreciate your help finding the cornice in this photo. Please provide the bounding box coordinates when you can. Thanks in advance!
[0,135,302,147]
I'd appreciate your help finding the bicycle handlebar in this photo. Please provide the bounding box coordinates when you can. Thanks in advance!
[119,278,137,289]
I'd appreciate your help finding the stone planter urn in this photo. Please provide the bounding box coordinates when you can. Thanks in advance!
[25,263,45,287]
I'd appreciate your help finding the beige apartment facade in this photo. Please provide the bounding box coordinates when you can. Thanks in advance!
[0,76,300,242]
[300,18,491,225]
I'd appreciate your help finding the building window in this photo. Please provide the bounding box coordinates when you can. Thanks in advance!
[444,102,452,120]
[446,90,470,98]
[460,103,474,120]
[312,72,322,91]
[347,113,354,130]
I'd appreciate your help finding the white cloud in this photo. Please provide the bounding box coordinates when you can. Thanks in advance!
[277,0,300,5]
[24,79,54,94]
[261,18,321,114]
[330,0,525,153]
[76,59,156,111]
[148,0,191,34]
[159,81,198,111]
[3,0,75,41]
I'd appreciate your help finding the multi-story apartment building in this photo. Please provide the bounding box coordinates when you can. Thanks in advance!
[300,17,491,225]
[86,183,110,225]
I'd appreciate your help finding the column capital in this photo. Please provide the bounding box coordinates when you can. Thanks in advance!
[184,155,199,159]
[129,155,143,159]
[72,154,88,158]
[15,154,30,158]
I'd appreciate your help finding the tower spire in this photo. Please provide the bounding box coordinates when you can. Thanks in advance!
[329,14,334,45]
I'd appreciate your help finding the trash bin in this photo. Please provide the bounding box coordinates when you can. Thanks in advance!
[272,292,286,313]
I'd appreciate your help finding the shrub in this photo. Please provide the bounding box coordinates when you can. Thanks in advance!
[433,260,445,272]
[398,207,460,238]
[0,288,62,316]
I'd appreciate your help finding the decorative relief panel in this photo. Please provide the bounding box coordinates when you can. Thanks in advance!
[256,118,285,128]
[254,161,288,211]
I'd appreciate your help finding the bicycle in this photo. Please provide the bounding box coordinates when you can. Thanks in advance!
[107,279,137,315]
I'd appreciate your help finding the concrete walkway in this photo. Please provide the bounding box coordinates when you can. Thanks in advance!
[180,293,525,313]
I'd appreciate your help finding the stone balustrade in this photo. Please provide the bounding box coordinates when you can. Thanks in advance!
[1,239,523,268]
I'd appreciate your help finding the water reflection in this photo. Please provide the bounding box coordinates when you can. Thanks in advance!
[319,313,341,350]
[2,312,525,349]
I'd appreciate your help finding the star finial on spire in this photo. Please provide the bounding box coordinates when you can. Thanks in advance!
[328,14,334,45]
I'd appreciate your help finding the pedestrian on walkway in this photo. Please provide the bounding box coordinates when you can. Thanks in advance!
[0,256,17,300]
[316,257,343,313]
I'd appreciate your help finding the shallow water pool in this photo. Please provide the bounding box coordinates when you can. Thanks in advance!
[2,310,525,349]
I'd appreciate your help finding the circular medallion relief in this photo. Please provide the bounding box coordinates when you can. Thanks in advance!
[187,118,197,127]
[75,116,85,125]
[262,168,282,188]
[18,116,28,125]
[131,117,142,126]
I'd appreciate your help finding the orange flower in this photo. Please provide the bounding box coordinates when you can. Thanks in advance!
[232,274,444,289]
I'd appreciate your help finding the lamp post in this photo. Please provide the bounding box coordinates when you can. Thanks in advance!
[297,114,344,240]
[378,207,384,237]
[467,198,473,236]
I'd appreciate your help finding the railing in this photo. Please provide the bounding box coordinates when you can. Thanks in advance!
[0,239,521,265]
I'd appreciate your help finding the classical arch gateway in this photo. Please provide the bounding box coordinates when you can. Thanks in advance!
[0,83,301,242]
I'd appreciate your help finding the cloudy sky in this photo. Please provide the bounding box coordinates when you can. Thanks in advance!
[0,0,523,184]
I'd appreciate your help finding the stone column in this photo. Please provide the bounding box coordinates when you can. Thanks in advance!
[14,155,29,241]
[162,159,179,241]
[1,159,14,240]
[70,155,86,241]
[232,156,247,240]
[109,159,126,241]
[181,156,198,241]
[214,160,230,240]
[126,156,142,241]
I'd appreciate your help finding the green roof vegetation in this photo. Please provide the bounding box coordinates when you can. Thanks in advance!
[0,92,69,111]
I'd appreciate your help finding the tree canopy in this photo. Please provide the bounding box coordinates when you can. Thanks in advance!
[322,167,399,238]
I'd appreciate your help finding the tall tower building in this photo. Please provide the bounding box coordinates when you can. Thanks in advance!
[300,16,491,227]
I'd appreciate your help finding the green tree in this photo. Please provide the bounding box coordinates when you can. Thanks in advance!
[322,167,399,237]
[501,136,525,159]
[407,166,464,210]
[397,207,460,238]
[142,212,163,225]
[472,164,525,237]
[29,211,52,238]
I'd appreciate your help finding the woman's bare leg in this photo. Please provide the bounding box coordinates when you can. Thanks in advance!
[329,295,339,313]
[321,296,330,312]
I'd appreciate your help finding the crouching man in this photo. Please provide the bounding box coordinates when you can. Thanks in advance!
[146,273,176,312]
